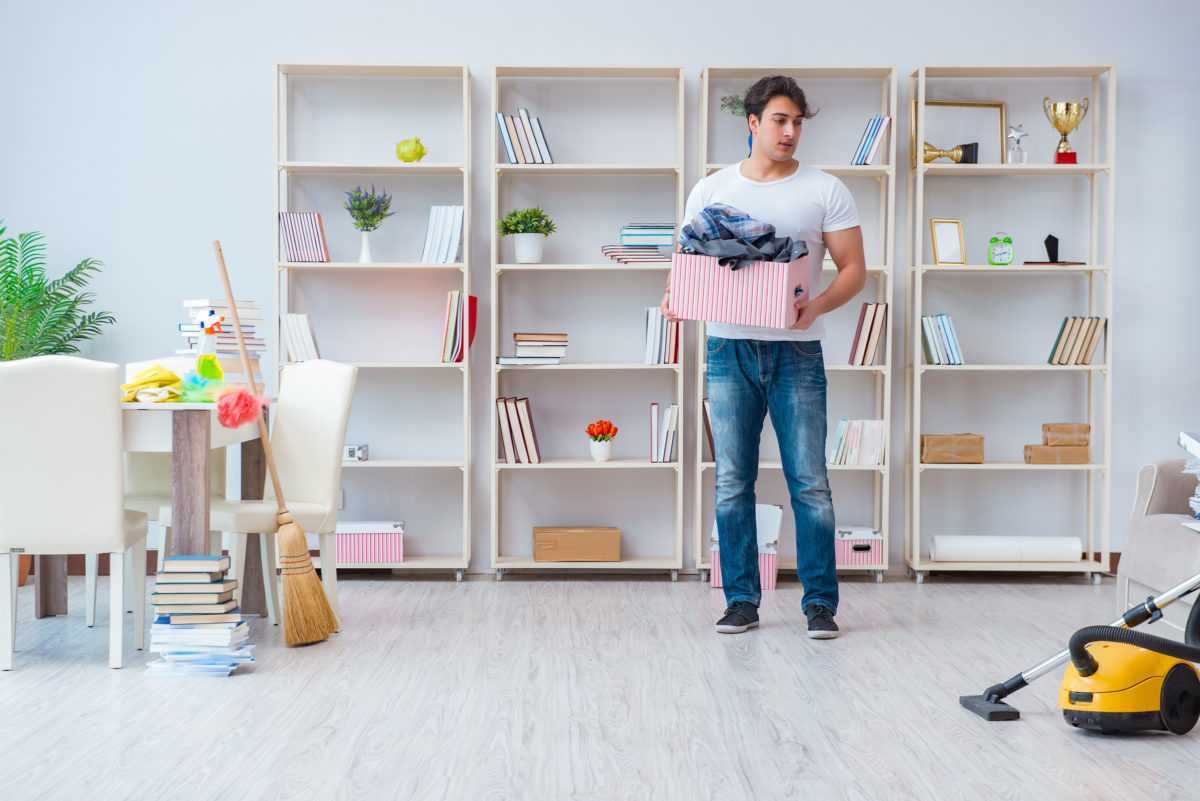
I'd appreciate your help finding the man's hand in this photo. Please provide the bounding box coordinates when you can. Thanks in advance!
[661,273,682,323]
[789,296,826,331]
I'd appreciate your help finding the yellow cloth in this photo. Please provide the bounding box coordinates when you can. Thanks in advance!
[120,365,182,403]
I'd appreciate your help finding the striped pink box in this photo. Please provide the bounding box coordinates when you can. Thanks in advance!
[335,522,404,564]
[835,527,883,566]
[667,252,811,329]
[709,546,779,590]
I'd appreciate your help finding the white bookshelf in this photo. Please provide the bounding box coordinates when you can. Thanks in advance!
[903,64,1115,583]
[694,65,898,584]
[274,62,472,580]
[490,65,686,580]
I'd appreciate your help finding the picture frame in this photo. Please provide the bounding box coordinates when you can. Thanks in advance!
[910,100,1007,168]
[930,218,966,265]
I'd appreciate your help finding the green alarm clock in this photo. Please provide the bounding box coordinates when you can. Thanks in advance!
[987,232,1014,265]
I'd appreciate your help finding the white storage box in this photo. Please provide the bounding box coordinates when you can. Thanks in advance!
[334,521,404,564]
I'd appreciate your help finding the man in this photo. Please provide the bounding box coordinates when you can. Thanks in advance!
[662,75,866,637]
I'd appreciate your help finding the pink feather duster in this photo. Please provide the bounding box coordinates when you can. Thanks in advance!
[217,387,269,428]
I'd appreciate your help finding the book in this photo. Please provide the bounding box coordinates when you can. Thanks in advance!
[504,115,526,165]
[515,397,541,464]
[153,599,239,614]
[1053,316,1082,365]
[850,302,877,365]
[517,108,543,164]
[278,212,330,263]
[863,116,891,166]
[420,206,443,262]
[161,554,231,573]
[921,316,941,365]
[166,611,244,624]
[862,303,887,366]
[441,291,462,363]
[497,397,517,464]
[1180,431,1200,460]
[649,402,660,463]
[154,579,238,594]
[511,114,536,163]
[504,397,530,463]
[444,206,464,264]
[1066,317,1096,365]
[661,403,679,463]
[514,332,568,342]
[1047,317,1070,364]
[515,344,567,358]
[497,356,562,365]
[938,314,962,364]
[283,313,320,361]
[530,116,553,164]
[496,111,518,164]
[153,571,224,584]
[441,291,477,363]
[151,590,235,605]
[1080,317,1107,365]
[852,115,882,165]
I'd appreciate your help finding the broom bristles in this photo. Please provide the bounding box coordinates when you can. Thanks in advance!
[276,513,338,646]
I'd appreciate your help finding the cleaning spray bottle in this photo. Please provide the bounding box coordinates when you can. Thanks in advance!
[195,309,225,381]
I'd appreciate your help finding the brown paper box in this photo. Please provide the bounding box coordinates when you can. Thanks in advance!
[920,434,984,464]
[1024,444,1089,464]
[533,526,621,562]
[1042,423,1091,447]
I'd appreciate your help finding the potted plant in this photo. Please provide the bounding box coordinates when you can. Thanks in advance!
[343,184,395,263]
[585,419,618,462]
[0,220,115,360]
[497,206,556,264]
[720,86,754,157]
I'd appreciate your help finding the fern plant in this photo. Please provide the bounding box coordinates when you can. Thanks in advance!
[0,221,115,360]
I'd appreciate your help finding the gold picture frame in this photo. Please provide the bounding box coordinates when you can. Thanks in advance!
[930,218,966,265]
[910,99,1008,169]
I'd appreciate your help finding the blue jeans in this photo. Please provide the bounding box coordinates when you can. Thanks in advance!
[707,336,837,612]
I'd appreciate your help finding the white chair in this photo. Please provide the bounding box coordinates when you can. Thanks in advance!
[0,356,148,669]
[161,359,357,625]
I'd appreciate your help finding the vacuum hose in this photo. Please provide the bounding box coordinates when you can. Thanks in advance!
[1070,596,1200,677]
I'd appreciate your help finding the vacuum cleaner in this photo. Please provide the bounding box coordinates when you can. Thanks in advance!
[961,571,1200,734]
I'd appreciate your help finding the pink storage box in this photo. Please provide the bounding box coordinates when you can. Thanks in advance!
[709,546,779,590]
[335,521,404,564]
[667,252,811,329]
[835,527,883,566]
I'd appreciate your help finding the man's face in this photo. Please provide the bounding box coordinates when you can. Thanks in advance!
[749,95,804,162]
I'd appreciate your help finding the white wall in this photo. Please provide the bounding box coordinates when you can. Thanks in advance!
[2,0,1197,570]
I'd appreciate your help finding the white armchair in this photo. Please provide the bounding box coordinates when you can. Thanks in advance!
[0,356,148,669]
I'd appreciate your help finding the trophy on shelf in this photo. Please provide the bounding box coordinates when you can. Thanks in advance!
[1043,97,1089,164]
[1006,124,1029,164]
[923,141,979,164]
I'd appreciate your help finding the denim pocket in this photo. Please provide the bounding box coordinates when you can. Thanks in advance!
[706,336,728,356]
[788,340,823,359]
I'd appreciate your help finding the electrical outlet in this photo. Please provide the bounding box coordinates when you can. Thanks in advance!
[338,488,346,510]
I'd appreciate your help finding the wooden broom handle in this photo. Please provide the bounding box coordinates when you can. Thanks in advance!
[213,240,288,512]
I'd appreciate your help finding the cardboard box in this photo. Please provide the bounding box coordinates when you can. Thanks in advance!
[920,433,984,464]
[710,545,778,590]
[334,521,404,564]
[532,526,620,562]
[1024,444,1089,464]
[1042,423,1090,447]
[835,527,884,566]
[666,252,810,329]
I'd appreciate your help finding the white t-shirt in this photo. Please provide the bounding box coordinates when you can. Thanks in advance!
[680,161,860,341]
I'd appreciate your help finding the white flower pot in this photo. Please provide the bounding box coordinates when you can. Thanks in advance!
[358,231,373,264]
[589,439,613,462]
[513,233,544,264]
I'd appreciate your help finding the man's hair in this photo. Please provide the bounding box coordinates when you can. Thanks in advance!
[744,75,817,124]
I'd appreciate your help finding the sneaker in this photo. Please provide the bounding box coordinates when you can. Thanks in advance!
[716,601,759,634]
[806,604,839,639]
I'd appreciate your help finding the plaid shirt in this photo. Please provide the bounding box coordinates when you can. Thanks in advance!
[679,203,806,270]
[679,203,774,247]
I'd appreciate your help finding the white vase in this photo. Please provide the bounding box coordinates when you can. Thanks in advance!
[358,231,373,264]
[513,233,544,264]
[589,439,613,462]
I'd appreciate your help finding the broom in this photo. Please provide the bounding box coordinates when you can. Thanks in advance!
[213,240,338,645]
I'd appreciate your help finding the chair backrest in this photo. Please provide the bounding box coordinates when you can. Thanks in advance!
[265,360,357,532]
[0,355,127,553]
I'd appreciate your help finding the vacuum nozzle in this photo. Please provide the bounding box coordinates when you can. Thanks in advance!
[960,694,1020,721]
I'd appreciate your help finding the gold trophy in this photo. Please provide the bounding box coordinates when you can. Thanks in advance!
[1043,97,1089,164]
[923,141,979,164]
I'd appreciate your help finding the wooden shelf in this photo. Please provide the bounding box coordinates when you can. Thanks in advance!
[280,262,465,272]
[917,462,1104,471]
[278,62,467,78]
[917,263,1106,274]
[497,458,680,470]
[921,163,1108,177]
[278,161,464,175]
[707,164,891,179]
[496,163,680,176]
[916,64,1112,79]
[905,557,1108,573]
[336,555,468,569]
[918,364,1107,372]
[342,459,465,469]
[496,362,681,371]
[493,555,679,570]
[495,65,682,79]
[496,263,670,273]
[346,362,465,370]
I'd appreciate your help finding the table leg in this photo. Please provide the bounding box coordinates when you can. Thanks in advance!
[239,411,268,617]
[171,409,211,555]
[33,555,68,618]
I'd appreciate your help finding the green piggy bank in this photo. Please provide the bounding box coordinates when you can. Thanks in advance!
[396,137,427,163]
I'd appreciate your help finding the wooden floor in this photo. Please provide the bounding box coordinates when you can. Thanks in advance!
[0,572,1195,800]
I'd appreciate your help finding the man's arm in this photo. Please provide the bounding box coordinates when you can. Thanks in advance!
[791,225,866,331]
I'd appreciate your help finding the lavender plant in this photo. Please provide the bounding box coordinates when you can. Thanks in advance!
[343,184,395,232]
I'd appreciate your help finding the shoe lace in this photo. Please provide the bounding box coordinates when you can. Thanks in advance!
[808,604,833,619]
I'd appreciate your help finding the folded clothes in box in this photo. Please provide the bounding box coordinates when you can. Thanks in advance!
[920,434,984,464]
[1042,423,1090,447]
[666,252,810,329]
[1024,444,1089,464]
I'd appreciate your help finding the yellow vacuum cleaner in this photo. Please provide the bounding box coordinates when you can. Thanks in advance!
[961,572,1200,734]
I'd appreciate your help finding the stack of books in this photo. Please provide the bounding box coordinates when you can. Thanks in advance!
[146,554,253,677]
[620,223,675,248]
[496,396,541,464]
[851,115,891,166]
[278,211,330,262]
[650,402,679,463]
[177,299,267,364]
[848,302,887,366]
[829,419,886,465]
[420,206,465,263]
[643,307,678,364]
[1047,316,1107,365]
[498,332,566,365]
[495,108,553,165]
[601,245,670,264]
[921,314,964,365]
[441,291,478,364]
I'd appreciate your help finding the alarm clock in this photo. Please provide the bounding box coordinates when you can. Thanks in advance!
[987,232,1014,265]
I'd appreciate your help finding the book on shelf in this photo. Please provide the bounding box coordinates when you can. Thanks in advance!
[516,108,543,164]
[861,302,887,366]
[515,397,542,464]
[497,397,517,464]
[530,116,553,164]
[161,554,231,573]
[514,343,567,358]
[503,397,531,463]
[421,206,464,264]
[702,397,715,461]
[1048,316,1107,365]
[441,291,478,364]
[643,307,678,364]
[278,212,331,263]
[497,356,562,365]
[649,401,659,462]
[620,224,676,248]
[504,115,527,164]
[656,402,679,463]
[496,111,518,164]
[921,314,962,365]
[282,313,320,362]
[851,115,880,165]
[848,302,876,365]
[828,419,886,465]
[851,115,891,166]
[511,113,537,163]
[862,116,891,166]
[514,332,567,342]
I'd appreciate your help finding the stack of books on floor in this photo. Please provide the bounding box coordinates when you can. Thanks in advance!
[848,302,887,365]
[420,205,465,263]
[829,419,886,465]
[601,245,670,264]
[498,332,565,365]
[495,108,553,165]
[850,115,891,166]
[650,401,679,463]
[1047,316,1107,365]
[147,554,253,677]
[496,396,542,464]
[278,211,330,262]
[643,307,678,364]
[920,313,963,365]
